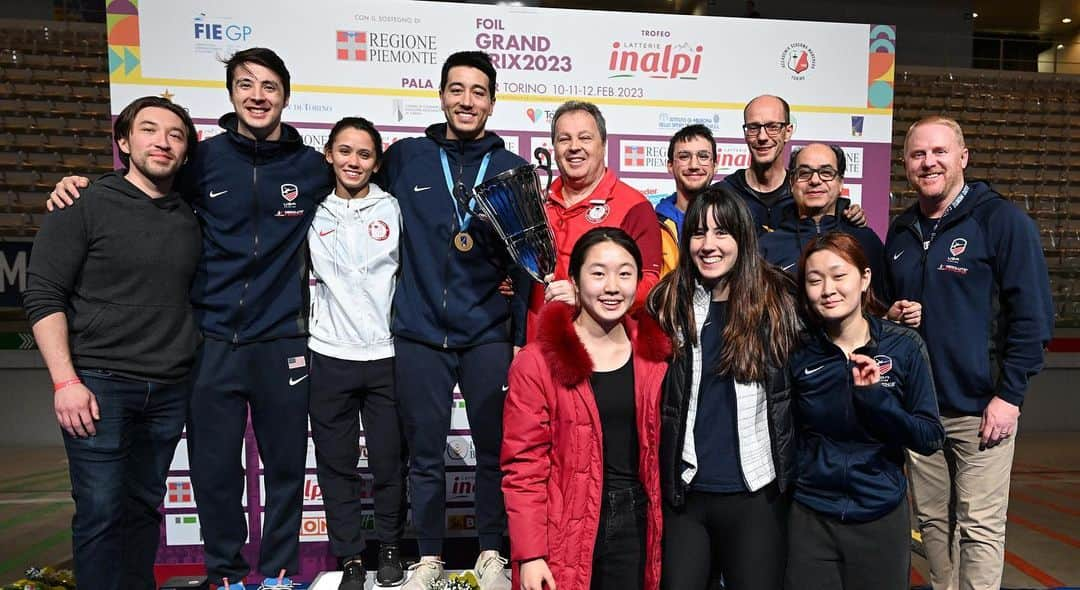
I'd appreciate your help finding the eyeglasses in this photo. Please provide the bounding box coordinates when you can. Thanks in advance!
[742,122,789,137]
[674,150,715,164]
[793,166,839,183]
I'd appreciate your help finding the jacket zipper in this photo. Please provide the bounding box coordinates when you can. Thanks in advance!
[233,144,259,345]
[441,142,468,348]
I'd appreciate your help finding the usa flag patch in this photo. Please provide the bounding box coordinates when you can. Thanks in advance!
[288,356,306,370]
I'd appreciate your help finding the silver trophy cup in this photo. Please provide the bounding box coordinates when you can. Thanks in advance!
[458,148,556,283]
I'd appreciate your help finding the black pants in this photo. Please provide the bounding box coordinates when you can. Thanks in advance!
[592,485,648,590]
[394,337,511,555]
[785,499,910,590]
[661,483,789,590]
[187,337,310,582]
[309,352,406,557]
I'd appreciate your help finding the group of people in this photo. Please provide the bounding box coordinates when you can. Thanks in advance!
[24,44,1053,590]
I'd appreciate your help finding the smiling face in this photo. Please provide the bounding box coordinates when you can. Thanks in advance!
[668,135,717,197]
[440,65,494,141]
[904,122,969,209]
[791,143,843,219]
[743,95,792,168]
[554,109,607,189]
[325,126,379,198]
[118,106,190,187]
[229,61,288,141]
[689,205,739,297]
[573,240,639,328]
[804,248,870,325]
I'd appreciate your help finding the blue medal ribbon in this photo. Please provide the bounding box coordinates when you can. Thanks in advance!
[439,148,491,232]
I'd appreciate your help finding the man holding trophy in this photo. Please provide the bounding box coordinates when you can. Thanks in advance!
[526,101,663,334]
[377,50,528,590]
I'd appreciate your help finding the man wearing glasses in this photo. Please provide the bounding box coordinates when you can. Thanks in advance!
[657,124,718,239]
[759,143,890,303]
[722,95,864,232]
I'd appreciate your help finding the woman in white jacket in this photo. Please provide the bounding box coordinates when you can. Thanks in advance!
[307,117,406,589]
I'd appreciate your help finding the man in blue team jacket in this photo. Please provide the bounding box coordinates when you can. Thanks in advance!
[885,116,1053,590]
[377,51,525,590]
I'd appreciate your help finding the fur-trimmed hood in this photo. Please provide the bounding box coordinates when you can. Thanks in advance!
[534,302,671,387]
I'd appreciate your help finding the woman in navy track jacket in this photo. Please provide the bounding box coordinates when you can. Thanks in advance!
[785,232,944,590]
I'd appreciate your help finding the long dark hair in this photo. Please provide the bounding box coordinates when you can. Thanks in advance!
[648,185,800,382]
[797,231,887,326]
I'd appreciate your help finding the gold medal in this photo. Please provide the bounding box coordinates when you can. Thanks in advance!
[454,231,474,252]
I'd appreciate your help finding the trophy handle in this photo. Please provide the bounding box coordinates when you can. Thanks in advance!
[534,147,553,195]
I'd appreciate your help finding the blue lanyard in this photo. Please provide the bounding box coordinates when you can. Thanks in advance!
[439,149,491,231]
[924,183,970,250]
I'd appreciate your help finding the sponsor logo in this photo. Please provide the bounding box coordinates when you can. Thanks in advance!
[413,185,432,192]
[336,31,438,64]
[585,201,611,224]
[874,355,893,375]
[368,220,391,241]
[209,189,228,198]
[608,41,704,79]
[166,514,203,545]
[781,263,795,272]
[804,365,825,375]
[447,472,476,501]
[304,475,323,504]
[658,112,721,132]
[851,116,865,137]
[893,250,905,261]
[525,107,555,124]
[193,13,252,43]
[949,238,967,258]
[281,184,299,202]
[167,479,193,504]
[840,147,864,179]
[445,435,476,466]
[300,512,329,541]
[780,42,816,80]
[392,99,442,123]
[319,229,335,237]
[289,375,309,386]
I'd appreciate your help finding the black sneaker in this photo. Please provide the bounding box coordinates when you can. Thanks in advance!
[338,557,366,590]
[376,543,405,586]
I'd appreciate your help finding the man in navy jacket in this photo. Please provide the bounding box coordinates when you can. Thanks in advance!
[377,51,525,590]
[759,143,890,304]
[49,48,332,590]
[885,116,1053,590]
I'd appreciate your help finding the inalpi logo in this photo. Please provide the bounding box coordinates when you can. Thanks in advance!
[608,41,704,80]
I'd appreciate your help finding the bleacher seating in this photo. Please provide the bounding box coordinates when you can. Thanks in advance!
[0,21,113,232]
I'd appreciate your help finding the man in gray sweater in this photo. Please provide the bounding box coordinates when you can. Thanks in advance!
[23,96,202,590]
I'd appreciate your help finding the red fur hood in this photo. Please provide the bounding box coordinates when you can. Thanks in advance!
[534,302,672,388]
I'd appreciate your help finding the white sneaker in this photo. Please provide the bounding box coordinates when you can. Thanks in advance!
[402,558,445,590]
[473,550,510,590]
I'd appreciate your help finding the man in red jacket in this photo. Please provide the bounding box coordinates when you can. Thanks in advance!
[526,101,662,337]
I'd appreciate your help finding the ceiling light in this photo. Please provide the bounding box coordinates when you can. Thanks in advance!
[1058,44,1065,50]
[1063,18,1073,23]
[972,12,978,18]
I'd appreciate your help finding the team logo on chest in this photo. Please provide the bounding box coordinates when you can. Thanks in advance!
[585,200,611,224]
[368,220,390,241]
[949,238,967,257]
[874,355,896,387]
[274,183,305,217]
[937,236,969,275]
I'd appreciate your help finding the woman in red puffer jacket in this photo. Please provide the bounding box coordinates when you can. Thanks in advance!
[502,227,671,590]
